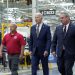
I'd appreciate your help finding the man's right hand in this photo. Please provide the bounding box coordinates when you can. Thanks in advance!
[30,51,32,56]
[52,51,56,57]
[0,44,3,58]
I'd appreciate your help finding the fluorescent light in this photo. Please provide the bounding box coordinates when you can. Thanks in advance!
[60,3,73,6]
[38,0,44,1]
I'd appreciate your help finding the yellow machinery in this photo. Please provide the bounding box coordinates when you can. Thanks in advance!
[1,22,32,39]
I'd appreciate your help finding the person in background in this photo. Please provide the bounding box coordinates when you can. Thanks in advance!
[29,12,51,75]
[52,12,75,75]
[0,23,26,75]
[0,32,2,64]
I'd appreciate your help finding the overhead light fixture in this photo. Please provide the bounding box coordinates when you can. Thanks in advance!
[0,0,4,3]
[38,0,44,1]
[60,2,73,6]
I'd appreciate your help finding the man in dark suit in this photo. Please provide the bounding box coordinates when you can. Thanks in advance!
[29,13,51,75]
[51,12,75,75]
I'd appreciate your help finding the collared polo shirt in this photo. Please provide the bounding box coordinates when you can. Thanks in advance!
[2,31,26,55]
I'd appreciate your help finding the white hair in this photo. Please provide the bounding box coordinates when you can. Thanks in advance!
[60,11,70,18]
[35,12,43,18]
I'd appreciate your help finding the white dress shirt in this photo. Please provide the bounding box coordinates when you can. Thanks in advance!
[36,22,43,32]
[63,23,70,32]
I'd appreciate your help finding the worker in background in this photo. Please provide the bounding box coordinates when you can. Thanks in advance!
[0,32,2,64]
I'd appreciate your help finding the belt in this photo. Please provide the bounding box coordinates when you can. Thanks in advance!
[8,53,20,56]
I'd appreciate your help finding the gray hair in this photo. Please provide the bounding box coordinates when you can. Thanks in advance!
[60,11,70,18]
[35,12,43,18]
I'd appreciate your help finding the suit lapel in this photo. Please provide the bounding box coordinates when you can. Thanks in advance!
[38,23,45,38]
[59,23,72,39]
[34,23,45,38]
[59,25,66,39]
[65,23,72,37]
[60,25,64,37]
[34,25,37,38]
[61,25,63,33]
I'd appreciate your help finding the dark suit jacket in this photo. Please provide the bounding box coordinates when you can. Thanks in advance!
[29,23,51,55]
[52,22,75,58]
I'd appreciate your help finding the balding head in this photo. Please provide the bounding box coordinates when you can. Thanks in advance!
[10,22,17,27]
[10,22,17,33]
[35,12,43,24]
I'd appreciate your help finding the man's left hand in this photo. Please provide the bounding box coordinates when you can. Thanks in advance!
[43,51,48,57]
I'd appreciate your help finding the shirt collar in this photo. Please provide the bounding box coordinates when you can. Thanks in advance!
[63,23,70,32]
[66,23,69,27]
[9,31,17,36]
[63,23,69,27]
[36,22,43,27]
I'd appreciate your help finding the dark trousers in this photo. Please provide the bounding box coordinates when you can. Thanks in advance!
[31,52,49,75]
[8,54,19,75]
[57,51,75,75]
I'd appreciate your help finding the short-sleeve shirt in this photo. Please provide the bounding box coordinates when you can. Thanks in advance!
[2,31,26,55]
